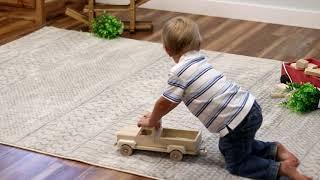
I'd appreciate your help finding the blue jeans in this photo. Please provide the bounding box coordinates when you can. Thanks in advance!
[219,101,280,180]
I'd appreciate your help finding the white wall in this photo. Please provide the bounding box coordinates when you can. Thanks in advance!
[96,0,320,29]
[220,0,320,11]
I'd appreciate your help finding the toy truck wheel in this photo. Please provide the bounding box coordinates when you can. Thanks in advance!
[120,145,133,156]
[170,150,183,161]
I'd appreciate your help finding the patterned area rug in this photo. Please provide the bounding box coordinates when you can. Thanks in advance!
[0,27,319,180]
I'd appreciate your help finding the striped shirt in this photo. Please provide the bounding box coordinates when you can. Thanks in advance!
[162,51,255,137]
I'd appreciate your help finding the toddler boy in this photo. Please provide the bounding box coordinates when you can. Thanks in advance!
[138,16,311,180]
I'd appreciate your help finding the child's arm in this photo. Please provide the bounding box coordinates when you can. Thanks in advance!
[138,96,179,128]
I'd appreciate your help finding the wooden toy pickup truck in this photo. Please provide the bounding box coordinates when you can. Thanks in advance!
[115,127,204,161]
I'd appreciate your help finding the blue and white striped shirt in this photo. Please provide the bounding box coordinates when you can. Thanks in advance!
[162,51,255,137]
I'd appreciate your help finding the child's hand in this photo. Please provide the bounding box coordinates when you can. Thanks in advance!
[137,96,178,129]
[137,112,153,127]
[137,113,161,129]
[142,112,152,118]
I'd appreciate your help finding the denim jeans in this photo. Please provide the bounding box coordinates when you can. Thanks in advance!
[219,101,280,180]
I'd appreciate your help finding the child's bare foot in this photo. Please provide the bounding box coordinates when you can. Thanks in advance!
[279,160,312,180]
[277,143,300,167]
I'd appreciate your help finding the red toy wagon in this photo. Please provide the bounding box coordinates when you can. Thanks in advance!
[281,58,320,88]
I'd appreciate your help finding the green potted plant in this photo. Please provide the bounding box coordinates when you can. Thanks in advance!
[92,13,124,39]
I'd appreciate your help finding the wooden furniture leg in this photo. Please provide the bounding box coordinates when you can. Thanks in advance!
[129,0,136,33]
[0,0,46,27]
[65,8,90,26]
[88,0,95,31]
[35,0,45,27]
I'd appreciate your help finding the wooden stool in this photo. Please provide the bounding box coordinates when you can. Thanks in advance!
[66,0,153,33]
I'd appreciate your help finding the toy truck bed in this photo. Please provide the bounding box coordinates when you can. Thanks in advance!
[158,128,201,155]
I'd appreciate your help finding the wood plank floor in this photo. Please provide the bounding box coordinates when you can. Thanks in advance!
[1,7,320,180]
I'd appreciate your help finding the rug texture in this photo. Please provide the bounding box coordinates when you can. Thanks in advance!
[0,27,319,180]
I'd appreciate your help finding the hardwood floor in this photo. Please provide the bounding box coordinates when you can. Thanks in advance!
[2,8,320,60]
[1,6,320,180]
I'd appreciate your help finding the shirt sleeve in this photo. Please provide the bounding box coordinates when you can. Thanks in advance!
[162,73,185,103]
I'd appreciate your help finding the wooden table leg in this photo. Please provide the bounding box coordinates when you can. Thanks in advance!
[35,0,45,27]
[88,0,95,31]
[129,0,136,33]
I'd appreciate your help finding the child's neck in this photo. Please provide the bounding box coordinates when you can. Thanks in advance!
[171,51,187,63]
[172,50,199,63]
[172,55,182,63]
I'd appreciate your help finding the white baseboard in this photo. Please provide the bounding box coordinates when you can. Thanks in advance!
[141,0,320,29]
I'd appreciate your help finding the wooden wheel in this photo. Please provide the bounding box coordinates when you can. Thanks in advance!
[120,145,133,156]
[170,150,183,161]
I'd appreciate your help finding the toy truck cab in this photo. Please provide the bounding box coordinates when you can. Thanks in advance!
[116,127,203,161]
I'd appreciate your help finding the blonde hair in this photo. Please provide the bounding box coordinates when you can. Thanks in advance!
[162,16,201,56]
